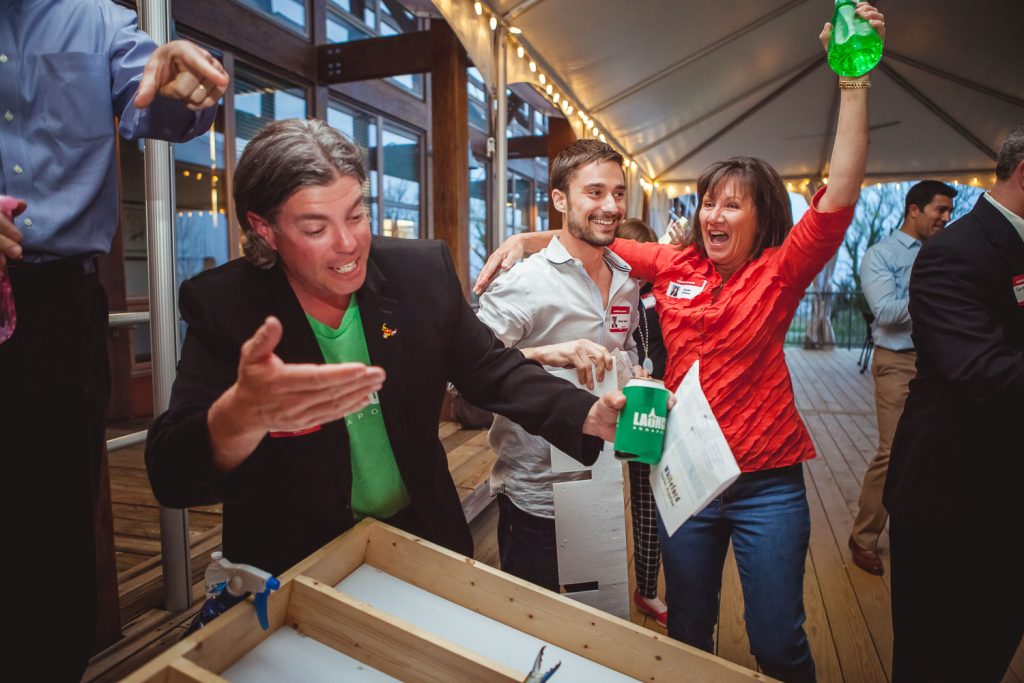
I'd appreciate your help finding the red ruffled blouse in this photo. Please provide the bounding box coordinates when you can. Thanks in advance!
[611,188,855,472]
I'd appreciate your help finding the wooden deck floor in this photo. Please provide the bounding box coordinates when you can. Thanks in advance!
[88,348,1024,682]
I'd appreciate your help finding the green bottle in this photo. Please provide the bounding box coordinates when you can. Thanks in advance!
[827,0,883,78]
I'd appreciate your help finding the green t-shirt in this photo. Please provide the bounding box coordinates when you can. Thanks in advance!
[307,297,411,520]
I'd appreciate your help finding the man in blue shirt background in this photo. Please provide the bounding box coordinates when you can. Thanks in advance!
[848,180,955,576]
[0,1,227,678]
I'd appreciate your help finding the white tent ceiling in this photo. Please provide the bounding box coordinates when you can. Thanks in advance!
[425,0,1024,186]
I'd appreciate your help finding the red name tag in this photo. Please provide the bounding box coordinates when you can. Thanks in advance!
[269,425,322,438]
[1013,274,1024,307]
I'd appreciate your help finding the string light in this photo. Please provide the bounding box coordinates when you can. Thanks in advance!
[552,92,560,104]
[528,60,537,73]
[473,1,482,15]
[630,160,638,171]
[599,133,606,143]
[545,84,553,95]
[508,25,522,35]
[538,73,546,85]
[564,104,573,116]
[516,45,525,59]
[489,16,497,30]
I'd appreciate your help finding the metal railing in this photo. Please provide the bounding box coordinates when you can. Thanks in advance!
[105,311,151,452]
[784,289,871,350]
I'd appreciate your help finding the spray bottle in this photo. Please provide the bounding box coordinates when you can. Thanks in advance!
[185,552,280,635]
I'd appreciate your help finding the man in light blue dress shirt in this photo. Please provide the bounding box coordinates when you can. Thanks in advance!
[0,1,227,678]
[848,180,955,576]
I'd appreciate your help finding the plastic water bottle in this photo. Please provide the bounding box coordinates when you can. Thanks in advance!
[203,551,228,600]
[827,0,883,78]
[0,196,21,345]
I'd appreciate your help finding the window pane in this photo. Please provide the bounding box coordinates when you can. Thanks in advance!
[468,68,488,131]
[535,181,549,231]
[233,0,307,35]
[234,66,307,161]
[327,103,380,233]
[118,89,229,364]
[382,127,421,239]
[327,14,370,43]
[469,156,488,288]
[505,172,533,238]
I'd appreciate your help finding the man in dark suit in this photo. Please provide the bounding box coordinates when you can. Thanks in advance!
[884,123,1024,682]
[145,119,624,576]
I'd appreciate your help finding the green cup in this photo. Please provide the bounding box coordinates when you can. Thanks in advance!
[614,378,670,465]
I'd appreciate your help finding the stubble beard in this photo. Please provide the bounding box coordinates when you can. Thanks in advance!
[566,201,619,247]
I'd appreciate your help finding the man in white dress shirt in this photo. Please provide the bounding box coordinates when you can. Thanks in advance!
[477,139,639,591]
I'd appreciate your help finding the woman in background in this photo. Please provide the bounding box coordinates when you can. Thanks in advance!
[616,218,668,627]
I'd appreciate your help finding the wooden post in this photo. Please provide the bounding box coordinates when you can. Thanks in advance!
[429,21,470,294]
[546,116,576,229]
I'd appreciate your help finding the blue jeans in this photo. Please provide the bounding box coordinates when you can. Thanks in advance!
[658,463,815,683]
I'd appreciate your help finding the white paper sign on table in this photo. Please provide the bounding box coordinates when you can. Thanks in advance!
[652,360,740,536]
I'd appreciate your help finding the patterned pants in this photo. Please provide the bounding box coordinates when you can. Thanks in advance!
[628,461,662,598]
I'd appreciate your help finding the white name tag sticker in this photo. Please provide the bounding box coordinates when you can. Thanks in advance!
[666,280,707,300]
[609,305,630,333]
[641,293,657,310]
[1013,274,1024,307]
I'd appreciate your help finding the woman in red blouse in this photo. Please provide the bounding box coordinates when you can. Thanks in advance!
[476,6,884,679]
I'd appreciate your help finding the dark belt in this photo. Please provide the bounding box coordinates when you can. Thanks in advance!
[7,255,98,278]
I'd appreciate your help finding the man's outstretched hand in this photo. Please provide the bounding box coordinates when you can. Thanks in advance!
[135,40,230,111]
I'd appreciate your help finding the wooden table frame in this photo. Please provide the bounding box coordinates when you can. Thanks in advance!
[122,520,772,682]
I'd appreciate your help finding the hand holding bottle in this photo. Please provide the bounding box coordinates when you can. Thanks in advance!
[822,2,885,77]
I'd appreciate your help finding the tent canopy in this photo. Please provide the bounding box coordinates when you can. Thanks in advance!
[427,0,1024,187]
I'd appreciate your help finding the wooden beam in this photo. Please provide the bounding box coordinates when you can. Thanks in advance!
[166,659,229,683]
[429,20,471,294]
[507,135,548,159]
[289,576,523,682]
[364,523,767,682]
[319,31,434,84]
[546,116,577,229]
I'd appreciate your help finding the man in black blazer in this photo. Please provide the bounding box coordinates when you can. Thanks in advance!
[145,119,624,577]
[884,123,1024,682]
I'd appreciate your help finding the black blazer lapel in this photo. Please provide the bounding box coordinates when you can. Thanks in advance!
[357,253,412,464]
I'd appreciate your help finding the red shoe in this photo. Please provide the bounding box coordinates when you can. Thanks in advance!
[633,588,667,627]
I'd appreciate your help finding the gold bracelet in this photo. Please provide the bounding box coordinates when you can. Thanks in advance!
[839,78,871,89]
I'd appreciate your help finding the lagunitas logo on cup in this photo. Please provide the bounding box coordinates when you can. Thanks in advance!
[614,378,670,465]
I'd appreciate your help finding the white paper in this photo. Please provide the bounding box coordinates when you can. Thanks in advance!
[548,357,620,474]
[652,360,740,536]
[545,357,629,618]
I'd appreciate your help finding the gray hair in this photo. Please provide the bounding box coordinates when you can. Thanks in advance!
[996,122,1024,181]
[234,118,368,268]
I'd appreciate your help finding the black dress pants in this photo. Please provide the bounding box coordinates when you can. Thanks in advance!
[890,514,1023,682]
[2,260,110,681]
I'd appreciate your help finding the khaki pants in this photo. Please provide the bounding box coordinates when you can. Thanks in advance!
[851,347,916,550]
